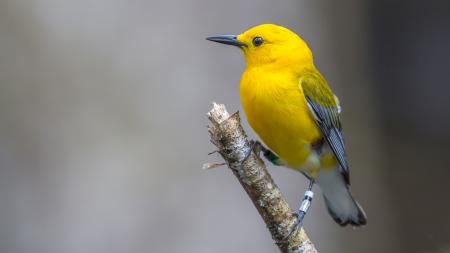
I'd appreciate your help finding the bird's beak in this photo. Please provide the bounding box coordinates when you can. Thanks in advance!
[206,35,246,47]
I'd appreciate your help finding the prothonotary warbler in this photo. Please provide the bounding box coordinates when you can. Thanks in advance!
[207,24,367,232]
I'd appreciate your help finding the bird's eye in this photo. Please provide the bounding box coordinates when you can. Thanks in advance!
[252,37,264,47]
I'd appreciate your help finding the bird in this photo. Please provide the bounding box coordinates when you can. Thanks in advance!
[207,24,367,232]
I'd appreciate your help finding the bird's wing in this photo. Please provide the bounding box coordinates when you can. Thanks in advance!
[300,72,350,184]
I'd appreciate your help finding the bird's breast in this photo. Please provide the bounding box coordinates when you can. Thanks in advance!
[240,68,322,168]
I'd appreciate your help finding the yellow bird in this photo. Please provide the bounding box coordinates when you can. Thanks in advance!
[207,24,366,229]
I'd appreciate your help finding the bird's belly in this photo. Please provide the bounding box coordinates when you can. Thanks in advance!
[250,106,321,168]
[240,74,322,169]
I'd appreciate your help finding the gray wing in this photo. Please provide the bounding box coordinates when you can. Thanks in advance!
[306,96,350,185]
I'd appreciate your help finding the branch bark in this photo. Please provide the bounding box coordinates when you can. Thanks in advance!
[207,103,318,253]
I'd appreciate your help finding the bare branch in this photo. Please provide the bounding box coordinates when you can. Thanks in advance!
[207,103,318,253]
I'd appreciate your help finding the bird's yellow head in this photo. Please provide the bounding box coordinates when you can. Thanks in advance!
[207,24,313,68]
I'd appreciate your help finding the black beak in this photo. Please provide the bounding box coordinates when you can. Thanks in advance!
[206,35,246,47]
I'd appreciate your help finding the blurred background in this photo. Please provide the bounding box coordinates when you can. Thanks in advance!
[0,0,449,252]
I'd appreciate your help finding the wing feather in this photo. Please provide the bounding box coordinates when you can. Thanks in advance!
[301,72,350,184]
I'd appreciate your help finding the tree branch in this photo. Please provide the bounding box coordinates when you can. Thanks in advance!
[207,103,318,253]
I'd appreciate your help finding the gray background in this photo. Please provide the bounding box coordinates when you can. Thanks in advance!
[0,0,449,252]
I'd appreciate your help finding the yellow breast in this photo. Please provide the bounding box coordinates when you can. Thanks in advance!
[240,67,322,168]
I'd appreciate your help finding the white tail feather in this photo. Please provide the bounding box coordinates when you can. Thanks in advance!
[316,169,366,226]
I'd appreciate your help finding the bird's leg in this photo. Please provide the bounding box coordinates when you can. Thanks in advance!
[262,147,284,166]
[242,140,283,166]
[287,179,315,237]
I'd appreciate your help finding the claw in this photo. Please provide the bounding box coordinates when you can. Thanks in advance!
[208,150,219,155]
[287,211,306,237]
[241,140,260,164]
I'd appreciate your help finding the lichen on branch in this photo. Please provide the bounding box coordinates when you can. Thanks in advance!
[207,103,318,253]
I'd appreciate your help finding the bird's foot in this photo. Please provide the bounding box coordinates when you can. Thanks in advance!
[241,140,264,164]
[287,210,306,237]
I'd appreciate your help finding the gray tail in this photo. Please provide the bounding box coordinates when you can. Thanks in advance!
[317,170,367,226]
[323,190,367,226]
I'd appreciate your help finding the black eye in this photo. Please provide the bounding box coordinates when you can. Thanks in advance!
[252,37,264,47]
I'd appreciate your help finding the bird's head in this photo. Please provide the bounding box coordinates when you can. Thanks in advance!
[207,24,313,68]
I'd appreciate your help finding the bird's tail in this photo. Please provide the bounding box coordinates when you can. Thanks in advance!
[316,169,367,226]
